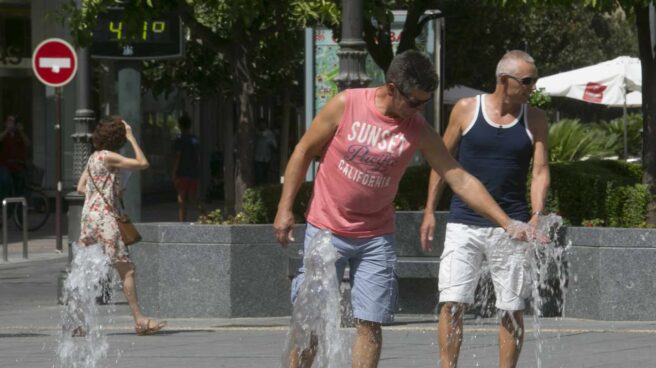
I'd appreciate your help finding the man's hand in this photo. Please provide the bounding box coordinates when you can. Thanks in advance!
[273,208,296,247]
[505,220,550,243]
[419,210,436,252]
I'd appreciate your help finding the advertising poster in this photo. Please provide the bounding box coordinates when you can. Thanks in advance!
[313,19,432,115]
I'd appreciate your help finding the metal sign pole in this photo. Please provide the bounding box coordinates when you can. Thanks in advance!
[55,87,63,251]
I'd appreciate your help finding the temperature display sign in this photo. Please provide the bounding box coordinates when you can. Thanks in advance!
[91,9,183,60]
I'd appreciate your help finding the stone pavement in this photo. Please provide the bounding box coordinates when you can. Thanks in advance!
[1,202,655,367]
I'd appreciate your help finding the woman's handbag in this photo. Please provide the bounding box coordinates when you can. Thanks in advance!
[115,213,142,246]
[87,166,142,246]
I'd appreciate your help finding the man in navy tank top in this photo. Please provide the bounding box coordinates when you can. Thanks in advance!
[420,50,550,368]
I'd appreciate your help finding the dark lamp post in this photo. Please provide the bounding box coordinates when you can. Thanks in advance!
[334,0,370,91]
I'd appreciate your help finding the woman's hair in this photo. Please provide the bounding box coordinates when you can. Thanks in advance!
[92,115,127,151]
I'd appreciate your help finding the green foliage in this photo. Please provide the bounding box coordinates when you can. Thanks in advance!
[590,114,643,157]
[529,89,552,109]
[62,1,340,98]
[445,2,638,91]
[240,182,314,224]
[548,119,617,162]
[237,160,648,228]
[197,208,250,225]
[547,160,649,227]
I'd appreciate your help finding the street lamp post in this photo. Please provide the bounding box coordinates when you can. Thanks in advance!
[60,42,95,303]
[333,0,369,327]
[334,0,370,91]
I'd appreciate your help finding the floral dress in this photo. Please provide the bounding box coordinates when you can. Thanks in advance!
[79,150,129,263]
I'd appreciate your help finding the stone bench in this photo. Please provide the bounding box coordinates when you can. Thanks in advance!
[131,223,306,318]
[563,226,656,321]
[130,212,656,321]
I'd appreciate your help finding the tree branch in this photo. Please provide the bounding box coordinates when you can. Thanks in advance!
[176,0,231,54]
[363,16,394,73]
[397,1,427,53]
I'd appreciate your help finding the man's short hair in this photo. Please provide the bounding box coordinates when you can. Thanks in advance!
[385,50,438,95]
[496,50,536,81]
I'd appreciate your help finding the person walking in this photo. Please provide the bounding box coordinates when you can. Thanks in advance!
[172,114,201,222]
[254,119,277,185]
[419,50,550,368]
[75,116,166,336]
[274,50,533,368]
[0,114,30,198]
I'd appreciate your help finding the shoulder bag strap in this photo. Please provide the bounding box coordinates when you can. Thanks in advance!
[87,165,120,219]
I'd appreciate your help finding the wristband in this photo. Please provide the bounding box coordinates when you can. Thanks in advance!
[531,211,544,217]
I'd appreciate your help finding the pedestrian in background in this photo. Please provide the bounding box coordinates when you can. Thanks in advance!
[0,114,30,198]
[254,118,277,185]
[75,115,166,336]
[172,114,201,222]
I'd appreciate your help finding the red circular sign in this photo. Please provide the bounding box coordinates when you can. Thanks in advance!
[32,38,78,87]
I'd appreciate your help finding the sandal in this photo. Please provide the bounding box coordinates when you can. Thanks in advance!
[71,326,87,337]
[135,319,167,336]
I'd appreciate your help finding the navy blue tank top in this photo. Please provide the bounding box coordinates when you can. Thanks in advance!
[448,95,533,227]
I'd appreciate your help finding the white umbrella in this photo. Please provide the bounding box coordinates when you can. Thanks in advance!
[536,56,641,105]
[536,56,642,157]
[607,90,642,108]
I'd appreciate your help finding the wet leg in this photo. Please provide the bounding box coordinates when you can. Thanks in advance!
[352,319,382,368]
[438,302,465,368]
[499,311,524,368]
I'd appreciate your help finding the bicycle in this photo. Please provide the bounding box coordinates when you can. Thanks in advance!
[0,162,50,232]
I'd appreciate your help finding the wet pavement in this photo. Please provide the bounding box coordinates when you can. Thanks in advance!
[1,202,655,367]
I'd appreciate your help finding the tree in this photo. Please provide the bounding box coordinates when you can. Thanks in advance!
[495,0,655,224]
[62,0,340,214]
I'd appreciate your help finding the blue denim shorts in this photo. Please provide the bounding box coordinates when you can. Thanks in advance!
[291,223,398,323]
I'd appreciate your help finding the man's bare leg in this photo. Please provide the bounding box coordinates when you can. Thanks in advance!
[288,334,318,368]
[499,311,524,368]
[438,302,465,368]
[177,191,187,222]
[352,319,382,368]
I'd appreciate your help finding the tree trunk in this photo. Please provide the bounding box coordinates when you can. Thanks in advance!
[234,81,256,212]
[222,93,236,216]
[636,5,656,225]
[232,43,256,213]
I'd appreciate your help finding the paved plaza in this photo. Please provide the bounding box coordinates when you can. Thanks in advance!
[0,203,655,367]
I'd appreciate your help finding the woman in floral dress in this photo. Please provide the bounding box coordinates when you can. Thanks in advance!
[76,116,165,336]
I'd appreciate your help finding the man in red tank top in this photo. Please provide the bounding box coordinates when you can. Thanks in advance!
[274,50,532,368]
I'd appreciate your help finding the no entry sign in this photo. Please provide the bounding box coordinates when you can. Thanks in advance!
[32,38,77,87]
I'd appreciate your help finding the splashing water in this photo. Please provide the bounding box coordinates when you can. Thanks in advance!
[281,230,351,368]
[56,243,113,368]
[526,214,568,368]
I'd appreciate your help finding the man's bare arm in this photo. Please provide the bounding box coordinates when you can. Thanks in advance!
[528,107,550,225]
[273,92,345,246]
[420,98,475,251]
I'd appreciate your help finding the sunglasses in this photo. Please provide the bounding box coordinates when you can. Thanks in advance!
[396,87,433,108]
[506,75,538,86]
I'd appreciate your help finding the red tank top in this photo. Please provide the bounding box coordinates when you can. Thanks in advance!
[306,88,425,237]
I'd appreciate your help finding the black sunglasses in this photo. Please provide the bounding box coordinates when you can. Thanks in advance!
[396,87,433,108]
[506,75,538,86]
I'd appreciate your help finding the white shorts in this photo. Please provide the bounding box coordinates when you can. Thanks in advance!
[438,223,532,311]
